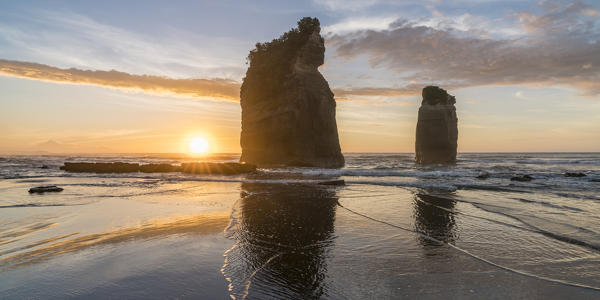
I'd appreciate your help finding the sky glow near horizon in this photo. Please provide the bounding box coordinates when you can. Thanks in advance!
[0,0,599,153]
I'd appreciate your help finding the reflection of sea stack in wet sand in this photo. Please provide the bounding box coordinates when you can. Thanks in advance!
[239,17,344,168]
[415,86,458,164]
[222,183,337,299]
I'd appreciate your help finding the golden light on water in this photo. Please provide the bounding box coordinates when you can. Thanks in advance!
[189,137,210,154]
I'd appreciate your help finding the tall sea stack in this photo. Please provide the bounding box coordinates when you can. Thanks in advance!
[415,86,458,164]
[239,17,344,168]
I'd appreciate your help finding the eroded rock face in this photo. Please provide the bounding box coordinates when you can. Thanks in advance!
[415,86,458,164]
[239,18,344,168]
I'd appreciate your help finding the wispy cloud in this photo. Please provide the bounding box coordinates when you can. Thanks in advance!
[0,59,240,101]
[327,1,600,96]
[514,91,531,100]
[0,10,247,79]
[333,85,422,99]
[323,16,399,35]
[1,58,428,103]
[312,0,380,11]
[515,1,600,35]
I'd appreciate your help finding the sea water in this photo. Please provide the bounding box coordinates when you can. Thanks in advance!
[1,153,599,298]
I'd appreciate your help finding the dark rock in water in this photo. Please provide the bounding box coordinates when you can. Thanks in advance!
[415,86,458,164]
[318,179,345,186]
[139,164,181,173]
[511,175,534,182]
[476,172,490,179]
[40,165,49,169]
[29,185,63,193]
[590,179,600,182]
[61,162,140,173]
[181,162,256,175]
[239,17,344,168]
[564,172,586,177]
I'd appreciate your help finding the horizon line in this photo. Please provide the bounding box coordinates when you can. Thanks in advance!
[2,151,599,155]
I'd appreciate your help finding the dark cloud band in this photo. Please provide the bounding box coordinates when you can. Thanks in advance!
[0,59,241,101]
[327,1,600,96]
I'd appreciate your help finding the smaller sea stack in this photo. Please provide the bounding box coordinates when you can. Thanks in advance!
[415,86,458,164]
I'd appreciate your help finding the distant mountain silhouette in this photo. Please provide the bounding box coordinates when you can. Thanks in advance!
[32,139,113,153]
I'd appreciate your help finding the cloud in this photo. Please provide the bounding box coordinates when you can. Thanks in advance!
[0,58,428,103]
[327,1,600,96]
[312,0,380,11]
[515,1,599,35]
[333,85,424,99]
[1,57,427,103]
[515,91,530,100]
[0,59,241,101]
[0,10,247,80]
[323,16,399,35]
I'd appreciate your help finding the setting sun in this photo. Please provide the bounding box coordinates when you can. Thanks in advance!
[189,137,210,154]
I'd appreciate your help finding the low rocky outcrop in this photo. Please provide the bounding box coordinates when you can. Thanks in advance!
[476,172,490,179]
[29,185,63,194]
[61,162,140,173]
[318,179,345,186]
[415,86,458,164]
[139,163,181,173]
[180,162,256,175]
[564,172,586,177]
[239,17,344,168]
[60,162,256,175]
[511,175,534,182]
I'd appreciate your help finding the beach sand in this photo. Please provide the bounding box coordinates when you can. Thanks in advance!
[1,154,600,298]
[0,154,600,299]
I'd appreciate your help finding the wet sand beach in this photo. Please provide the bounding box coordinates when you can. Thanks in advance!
[1,153,600,299]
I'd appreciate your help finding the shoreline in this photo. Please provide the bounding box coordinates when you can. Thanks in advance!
[1,153,599,298]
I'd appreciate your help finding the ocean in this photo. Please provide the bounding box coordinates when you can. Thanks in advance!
[1,153,599,299]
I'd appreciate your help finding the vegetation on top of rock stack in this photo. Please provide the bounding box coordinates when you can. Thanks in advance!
[422,86,455,105]
[240,17,320,105]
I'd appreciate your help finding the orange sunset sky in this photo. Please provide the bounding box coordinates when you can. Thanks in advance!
[1,0,599,153]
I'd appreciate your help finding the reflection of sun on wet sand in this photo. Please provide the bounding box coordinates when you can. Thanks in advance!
[0,213,229,270]
[0,219,60,247]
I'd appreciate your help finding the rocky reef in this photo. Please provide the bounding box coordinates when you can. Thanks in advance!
[180,162,256,175]
[511,174,534,182]
[61,162,140,173]
[60,162,256,175]
[415,86,458,164]
[239,17,344,168]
